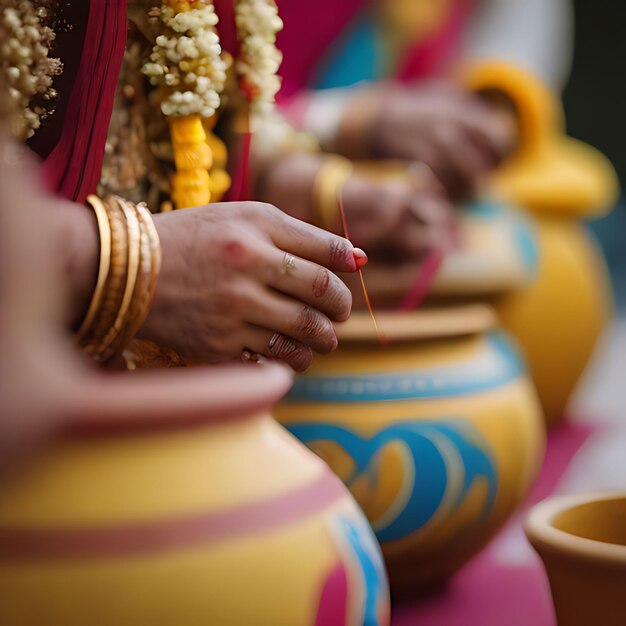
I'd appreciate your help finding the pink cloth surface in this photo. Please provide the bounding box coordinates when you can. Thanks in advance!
[392,420,595,626]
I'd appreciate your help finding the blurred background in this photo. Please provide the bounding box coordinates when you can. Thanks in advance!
[565,0,625,310]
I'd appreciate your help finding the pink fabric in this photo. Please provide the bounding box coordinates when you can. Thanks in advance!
[395,0,476,82]
[276,0,366,99]
[391,420,595,626]
[315,563,350,626]
[272,0,475,101]
[214,0,364,99]
[42,0,128,203]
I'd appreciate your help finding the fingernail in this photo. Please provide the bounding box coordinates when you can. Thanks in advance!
[353,248,368,269]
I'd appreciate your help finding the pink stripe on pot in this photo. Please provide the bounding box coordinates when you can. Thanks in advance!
[0,469,347,562]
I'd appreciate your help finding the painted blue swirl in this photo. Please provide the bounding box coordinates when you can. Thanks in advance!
[337,517,388,625]
[288,420,498,544]
[284,332,524,404]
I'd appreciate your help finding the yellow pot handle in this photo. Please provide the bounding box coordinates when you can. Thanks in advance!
[462,61,564,158]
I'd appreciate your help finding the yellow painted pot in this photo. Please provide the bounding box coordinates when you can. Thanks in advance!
[496,217,613,425]
[0,364,390,626]
[274,306,545,594]
[465,62,619,425]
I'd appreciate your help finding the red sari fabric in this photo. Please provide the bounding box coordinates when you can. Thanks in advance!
[40,0,128,203]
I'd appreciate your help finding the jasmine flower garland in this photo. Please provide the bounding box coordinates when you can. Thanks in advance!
[235,0,283,113]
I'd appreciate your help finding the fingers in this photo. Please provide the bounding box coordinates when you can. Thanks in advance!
[408,187,455,227]
[406,161,447,197]
[220,232,353,322]
[456,96,517,162]
[239,326,313,372]
[430,122,488,197]
[244,284,339,355]
[249,203,364,273]
[261,246,353,322]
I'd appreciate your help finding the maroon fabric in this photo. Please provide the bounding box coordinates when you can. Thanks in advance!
[28,2,90,160]
[41,0,128,203]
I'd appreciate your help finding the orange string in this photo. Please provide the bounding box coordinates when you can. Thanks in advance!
[338,191,388,345]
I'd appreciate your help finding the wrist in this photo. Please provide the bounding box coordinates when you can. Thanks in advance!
[57,200,99,330]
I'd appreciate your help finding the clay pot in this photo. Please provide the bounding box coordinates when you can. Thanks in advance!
[274,305,545,594]
[466,61,619,425]
[526,492,626,626]
[0,363,390,625]
[354,163,539,299]
[496,219,613,425]
[430,199,539,297]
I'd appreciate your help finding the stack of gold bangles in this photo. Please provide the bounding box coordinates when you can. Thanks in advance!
[76,194,162,364]
[311,155,354,234]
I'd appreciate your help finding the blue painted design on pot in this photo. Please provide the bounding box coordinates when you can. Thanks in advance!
[284,332,524,404]
[288,420,498,543]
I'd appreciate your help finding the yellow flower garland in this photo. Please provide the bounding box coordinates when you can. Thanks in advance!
[143,0,227,208]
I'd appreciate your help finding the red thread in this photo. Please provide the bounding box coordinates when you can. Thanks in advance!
[337,192,388,345]
[232,108,252,201]
[397,248,444,312]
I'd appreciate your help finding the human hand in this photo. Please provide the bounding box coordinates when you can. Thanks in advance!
[369,81,517,199]
[142,202,364,371]
[0,133,295,470]
[341,162,458,263]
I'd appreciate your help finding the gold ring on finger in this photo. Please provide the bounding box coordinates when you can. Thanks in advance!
[283,252,296,275]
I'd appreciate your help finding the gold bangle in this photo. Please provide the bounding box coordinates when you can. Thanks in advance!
[77,194,162,365]
[116,202,162,359]
[80,196,129,358]
[77,196,112,343]
[95,195,142,361]
[311,156,354,233]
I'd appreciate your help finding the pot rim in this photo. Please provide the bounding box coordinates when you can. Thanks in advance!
[67,361,294,433]
[335,303,497,343]
[525,491,626,565]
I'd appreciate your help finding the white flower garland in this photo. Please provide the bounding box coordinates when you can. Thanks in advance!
[0,0,62,139]
[142,1,227,119]
[235,0,283,113]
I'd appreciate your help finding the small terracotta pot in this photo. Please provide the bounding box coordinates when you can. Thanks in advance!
[0,363,390,626]
[526,492,626,626]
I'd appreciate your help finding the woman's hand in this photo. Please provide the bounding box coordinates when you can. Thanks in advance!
[341,164,458,263]
[0,132,296,470]
[142,201,363,371]
[368,81,517,199]
[256,152,457,264]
